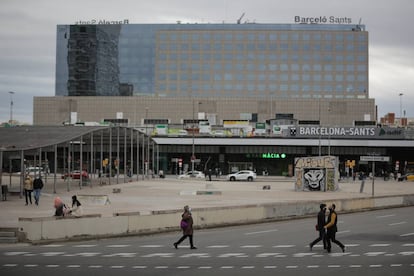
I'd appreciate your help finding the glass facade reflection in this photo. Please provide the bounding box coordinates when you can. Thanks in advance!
[56,23,368,99]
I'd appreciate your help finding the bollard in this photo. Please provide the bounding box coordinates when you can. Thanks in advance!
[359,180,365,193]
[1,185,8,201]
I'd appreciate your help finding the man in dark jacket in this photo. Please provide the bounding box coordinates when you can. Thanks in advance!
[309,203,327,251]
[324,203,345,253]
[33,176,44,205]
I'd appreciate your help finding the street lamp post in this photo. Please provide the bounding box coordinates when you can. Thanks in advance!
[399,93,403,126]
[191,100,195,172]
[9,91,15,124]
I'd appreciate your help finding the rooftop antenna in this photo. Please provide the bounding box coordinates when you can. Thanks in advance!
[237,12,245,24]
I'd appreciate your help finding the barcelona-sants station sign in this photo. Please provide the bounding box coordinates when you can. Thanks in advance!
[289,126,404,139]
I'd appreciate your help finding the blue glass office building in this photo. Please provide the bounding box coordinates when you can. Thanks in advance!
[55,23,368,99]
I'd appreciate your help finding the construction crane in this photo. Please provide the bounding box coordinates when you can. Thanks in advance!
[237,12,245,24]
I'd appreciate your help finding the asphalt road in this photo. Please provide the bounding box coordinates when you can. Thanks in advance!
[1,206,414,276]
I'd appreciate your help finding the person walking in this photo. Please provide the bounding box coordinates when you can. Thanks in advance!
[324,203,345,253]
[174,205,197,249]
[24,175,33,205]
[309,203,327,251]
[33,176,44,206]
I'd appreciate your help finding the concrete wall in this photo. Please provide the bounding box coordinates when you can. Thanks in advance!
[18,194,414,243]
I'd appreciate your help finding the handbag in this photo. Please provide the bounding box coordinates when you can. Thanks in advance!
[180,219,188,229]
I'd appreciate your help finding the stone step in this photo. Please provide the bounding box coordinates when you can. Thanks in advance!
[0,237,18,243]
[0,231,16,237]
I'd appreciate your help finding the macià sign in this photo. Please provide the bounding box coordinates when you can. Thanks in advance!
[294,156,339,192]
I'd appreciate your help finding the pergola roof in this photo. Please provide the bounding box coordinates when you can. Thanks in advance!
[0,126,110,152]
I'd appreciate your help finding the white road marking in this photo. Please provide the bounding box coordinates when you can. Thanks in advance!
[264,266,277,269]
[4,252,29,256]
[67,265,81,268]
[76,252,101,257]
[111,266,124,269]
[140,245,164,248]
[41,252,65,256]
[220,266,234,269]
[155,266,168,269]
[207,245,229,248]
[132,266,147,269]
[256,253,281,257]
[286,265,298,269]
[399,251,414,256]
[242,266,255,269]
[344,244,360,247]
[24,264,38,267]
[402,243,414,246]
[198,266,212,269]
[369,264,383,268]
[328,265,341,268]
[41,244,63,247]
[218,253,248,258]
[273,244,295,248]
[307,265,320,268]
[364,252,386,256]
[389,221,407,226]
[337,230,350,234]
[293,252,315,257]
[89,265,102,268]
[102,253,136,258]
[385,253,396,256]
[106,244,130,248]
[401,233,414,237]
[180,253,210,258]
[349,265,362,268]
[177,266,190,269]
[3,264,18,267]
[74,244,97,248]
[330,253,349,257]
[245,229,278,235]
[376,214,395,219]
[142,253,174,258]
[390,264,402,267]
[369,243,391,247]
[45,265,60,268]
[241,245,262,248]
[349,254,361,257]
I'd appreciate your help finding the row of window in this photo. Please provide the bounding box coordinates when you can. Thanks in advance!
[156,63,367,71]
[158,32,367,42]
[157,83,366,93]
[156,53,367,62]
[157,43,366,52]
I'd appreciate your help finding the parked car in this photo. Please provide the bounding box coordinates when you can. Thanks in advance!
[397,173,414,182]
[17,167,44,176]
[178,171,205,179]
[227,170,257,181]
[62,170,89,179]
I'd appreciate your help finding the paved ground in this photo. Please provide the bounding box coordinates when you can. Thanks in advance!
[1,174,414,228]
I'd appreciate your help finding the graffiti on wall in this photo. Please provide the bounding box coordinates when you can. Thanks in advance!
[295,156,338,192]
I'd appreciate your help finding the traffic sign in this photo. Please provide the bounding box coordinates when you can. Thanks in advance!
[360,156,390,162]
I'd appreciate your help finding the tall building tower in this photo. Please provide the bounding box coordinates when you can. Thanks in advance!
[56,23,368,100]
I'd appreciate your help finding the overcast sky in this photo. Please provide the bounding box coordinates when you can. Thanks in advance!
[0,0,413,124]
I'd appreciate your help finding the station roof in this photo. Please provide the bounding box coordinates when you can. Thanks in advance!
[0,126,108,152]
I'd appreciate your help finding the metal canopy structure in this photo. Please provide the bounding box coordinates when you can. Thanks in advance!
[0,126,155,197]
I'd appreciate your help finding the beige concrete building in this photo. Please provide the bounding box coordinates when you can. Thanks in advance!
[34,96,375,126]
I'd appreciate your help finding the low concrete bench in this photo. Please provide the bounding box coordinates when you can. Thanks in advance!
[19,213,101,222]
